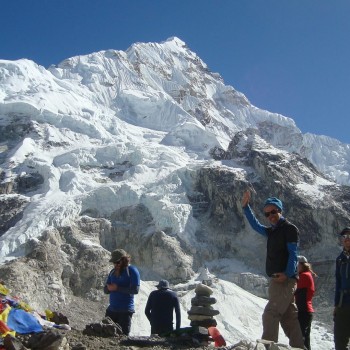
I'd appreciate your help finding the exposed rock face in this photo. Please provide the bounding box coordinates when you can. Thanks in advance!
[80,207,194,282]
[0,214,193,320]
[197,131,350,251]
[0,194,29,235]
[0,225,112,315]
[15,172,44,193]
[188,133,349,314]
[0,119,36,144]
[230,273,268,299]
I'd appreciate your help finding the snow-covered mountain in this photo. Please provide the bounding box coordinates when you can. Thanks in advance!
[0,37,346,348]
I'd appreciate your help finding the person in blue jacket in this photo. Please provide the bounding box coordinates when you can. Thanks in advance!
[334,227,350,350]
[241,190,304,349]
[145,279,181,335]
[104,248,140,335]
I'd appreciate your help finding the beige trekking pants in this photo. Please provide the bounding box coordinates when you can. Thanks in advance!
[262,277,304,349]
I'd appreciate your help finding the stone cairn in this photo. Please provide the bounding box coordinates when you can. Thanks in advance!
[187,282,220,345]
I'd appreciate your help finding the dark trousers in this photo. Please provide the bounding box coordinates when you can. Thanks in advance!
[334,304,350,350]
[298,311,313,350]
[151,323,173,336]
[105,308,133,335]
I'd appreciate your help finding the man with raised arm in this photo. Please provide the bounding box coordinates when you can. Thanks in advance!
[241,190,304,349]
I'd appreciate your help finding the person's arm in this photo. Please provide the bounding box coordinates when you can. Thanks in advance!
[285,242,298,278]
[145,294,152,321]
[335,258,341,307]
[104,269,114,294]
[282,224,299,279]
[174,296,181,330]
[305,272,315,301]
[173,297,181,330]
[241,189,267,236]
[243,205,267,236]
[274,226,299,282]
[334,258,341,319]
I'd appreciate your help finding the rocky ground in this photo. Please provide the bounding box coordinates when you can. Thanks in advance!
[0,289,319,350]
[10,326,224,350]
[2,296,222,350]
[0,295,262,350]
[8,329,267,350]
[6,328,294,350]
[64,330,214,350]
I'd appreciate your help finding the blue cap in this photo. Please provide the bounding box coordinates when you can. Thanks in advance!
[264,197,283,211]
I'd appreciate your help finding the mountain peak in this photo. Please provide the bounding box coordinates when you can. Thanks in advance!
[163,36,187,47]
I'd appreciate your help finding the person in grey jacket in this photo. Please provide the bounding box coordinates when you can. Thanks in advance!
[145,279,181,335]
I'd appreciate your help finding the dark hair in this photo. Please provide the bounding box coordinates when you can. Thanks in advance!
[114,256,131,276]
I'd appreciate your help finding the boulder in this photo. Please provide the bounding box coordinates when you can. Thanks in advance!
[82,317,123,337]
[194,283,213,296]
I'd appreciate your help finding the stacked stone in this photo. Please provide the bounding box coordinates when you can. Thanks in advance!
[188,283,219,329]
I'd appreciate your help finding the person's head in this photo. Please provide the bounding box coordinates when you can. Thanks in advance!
[263,197,283,225]
[297,255,308,273]
[297,255,317,276]
[109,248,130,269]
[156,279,170,290]
[340,227,350,251]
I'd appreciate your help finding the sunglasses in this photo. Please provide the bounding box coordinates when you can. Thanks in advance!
[264,209,279,217]
[341,234,350,240]
[114,259,122,265]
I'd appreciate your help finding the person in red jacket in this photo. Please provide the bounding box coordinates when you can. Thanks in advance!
[295,255,316,350]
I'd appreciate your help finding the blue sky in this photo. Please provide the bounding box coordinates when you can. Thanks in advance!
[1,0,350,143]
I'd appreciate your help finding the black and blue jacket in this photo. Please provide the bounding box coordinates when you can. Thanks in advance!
[243,204,299,278]
[145,288,181,332]
[335,250,350,307]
